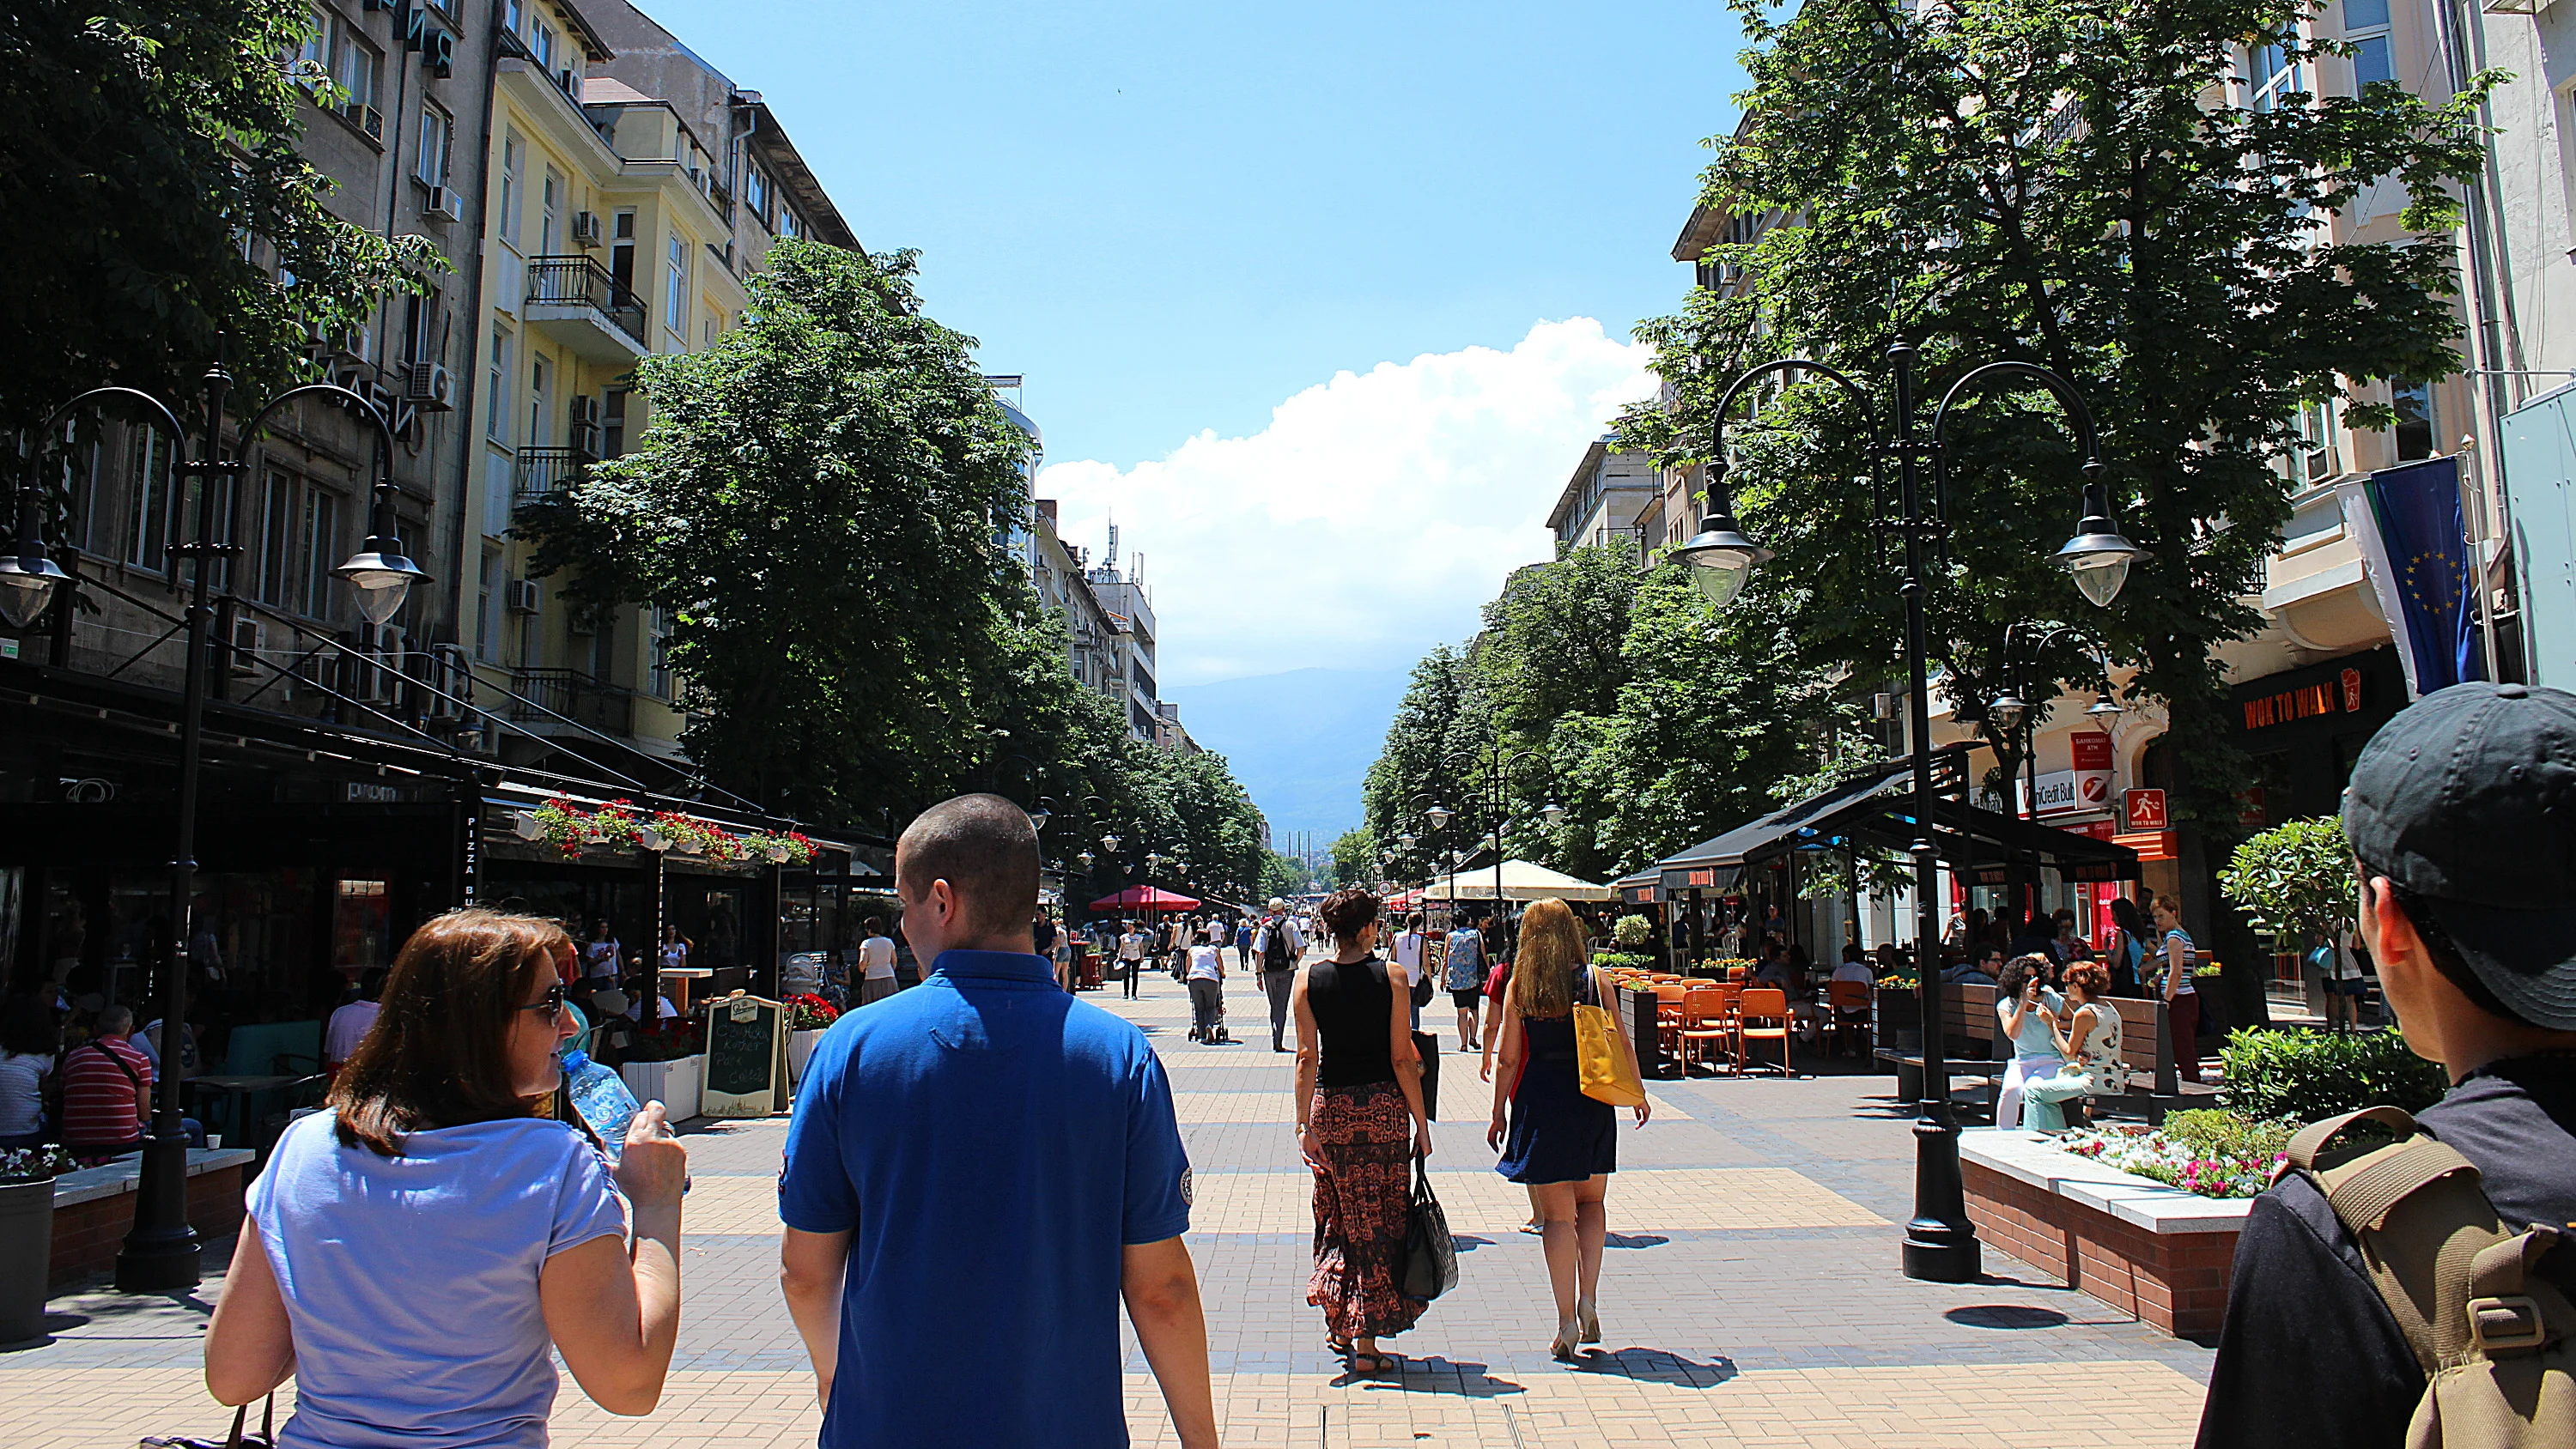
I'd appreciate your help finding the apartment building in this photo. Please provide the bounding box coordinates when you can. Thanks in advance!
[1031,501,1121,702]
[1088,536,1164,743]
[1545,436,1660,554]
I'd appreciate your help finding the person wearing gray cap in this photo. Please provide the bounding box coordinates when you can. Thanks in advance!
[2195,682,2576,1449]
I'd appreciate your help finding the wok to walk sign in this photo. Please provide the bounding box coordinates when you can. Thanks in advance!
[2021,732,2117,817]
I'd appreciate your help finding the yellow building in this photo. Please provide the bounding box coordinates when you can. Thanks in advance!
[462,0,754,765]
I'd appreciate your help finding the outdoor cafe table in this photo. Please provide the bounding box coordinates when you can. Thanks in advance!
[657,967,715,1016]
[188,1073,300,1146]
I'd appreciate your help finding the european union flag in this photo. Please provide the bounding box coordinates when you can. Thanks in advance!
[2340,457,2486,697]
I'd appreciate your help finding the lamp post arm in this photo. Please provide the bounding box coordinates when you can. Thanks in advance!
[1927,360,2105,542]
[1709,357,1885,518]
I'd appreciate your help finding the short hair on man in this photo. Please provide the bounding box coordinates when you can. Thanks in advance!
[896,794,1040,937]
[98,1004,135,1035]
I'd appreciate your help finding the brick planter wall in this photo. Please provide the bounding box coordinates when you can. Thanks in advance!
[1965,1159,2239,1337]
[49,1155,252,1291]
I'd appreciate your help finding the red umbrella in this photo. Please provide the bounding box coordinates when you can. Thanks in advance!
[1088,884,1202,912]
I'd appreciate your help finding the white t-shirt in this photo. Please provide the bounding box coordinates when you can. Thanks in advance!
[1187,944,1223,982]
[859,936,897,982]
[325,1000,381,1064]
[1119,932,1147,961]
[0,1051,52,1137]
[1831,961,1874,985]
[1390,931,1425,972]
[581,939,621,979]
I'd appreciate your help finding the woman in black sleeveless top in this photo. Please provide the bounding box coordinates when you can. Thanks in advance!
[1291,888,1431,1375]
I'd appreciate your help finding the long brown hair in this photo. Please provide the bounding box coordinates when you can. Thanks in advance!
[331,907,569,1157]
[1509,899,1585,1020]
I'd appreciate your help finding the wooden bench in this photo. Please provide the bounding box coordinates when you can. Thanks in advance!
[1876,982,2007,1106]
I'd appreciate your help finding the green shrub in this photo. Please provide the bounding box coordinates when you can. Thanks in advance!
[1591,950,1655,972]
[2217,1026,2449,1123]
[1613,914,1653,949]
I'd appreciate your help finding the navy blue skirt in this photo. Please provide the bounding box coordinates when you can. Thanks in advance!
[1496,1015,1616,1185]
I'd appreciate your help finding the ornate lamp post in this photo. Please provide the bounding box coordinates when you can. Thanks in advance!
[1676,343,2144,1283]
[1980,624,2123,823]
[33,370,421,1293]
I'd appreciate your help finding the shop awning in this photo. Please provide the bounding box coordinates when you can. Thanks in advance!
[1421,860,1614,901]
[1643,748,2137,886]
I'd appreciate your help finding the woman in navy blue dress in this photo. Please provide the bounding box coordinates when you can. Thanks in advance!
[1485,898,1649,1361]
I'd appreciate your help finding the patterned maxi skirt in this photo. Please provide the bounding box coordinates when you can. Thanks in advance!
[1306,1080,1425,1341]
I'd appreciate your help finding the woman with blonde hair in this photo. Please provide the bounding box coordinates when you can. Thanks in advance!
[1486,897,1649,1361]
[206,908,687,1443]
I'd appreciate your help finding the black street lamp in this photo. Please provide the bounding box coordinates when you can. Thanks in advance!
[33,368,418,1293]
[1678,342,2144,1284]
[1980,624,2123,823]
[1443,738,1559,919]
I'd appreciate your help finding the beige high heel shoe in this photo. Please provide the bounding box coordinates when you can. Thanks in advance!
[1577,1294,1600,1345]
[1550,1319,1582,1361]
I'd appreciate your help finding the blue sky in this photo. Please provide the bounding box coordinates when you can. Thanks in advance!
[634,0,1746,681]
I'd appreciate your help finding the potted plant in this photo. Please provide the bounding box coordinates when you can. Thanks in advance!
[2220,815,2354,1023]
[784,994,839,1085]
[0,1144,76,1343]
[617,1015,704,1121]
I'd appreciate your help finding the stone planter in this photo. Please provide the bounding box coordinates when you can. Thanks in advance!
[1960,1131,2253,1337]
[620,1055,703,1123]
[0,1177,54,1343]
[787,1029,823,1088]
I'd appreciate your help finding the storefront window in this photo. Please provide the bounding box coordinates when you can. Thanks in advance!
[333,878,392,973]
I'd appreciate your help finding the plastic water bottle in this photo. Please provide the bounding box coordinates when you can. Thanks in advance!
[562,1048,641,1161]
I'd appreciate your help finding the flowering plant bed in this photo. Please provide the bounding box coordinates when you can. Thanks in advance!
[785,993,840,1030]
[2053,1109,2293,1200]
[0,1145,75,1185]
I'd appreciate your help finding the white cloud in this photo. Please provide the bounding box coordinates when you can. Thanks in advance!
[1036,318,1657,686]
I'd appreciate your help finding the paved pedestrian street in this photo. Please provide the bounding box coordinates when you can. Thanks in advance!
[3,967,2213,1448]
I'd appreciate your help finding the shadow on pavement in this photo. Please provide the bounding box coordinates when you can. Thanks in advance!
[1946,1304,2073,1330]
[1603,1232,1669,1249]
[1340,1355,1526,1396]
[1565,1348,1739,1386]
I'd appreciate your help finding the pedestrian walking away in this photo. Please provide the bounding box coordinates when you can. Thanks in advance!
[1186,936,1228,1044]
[1443,914,1486,1052]
[1487,898,1649,1361]
[780,795,1215,1449]
[1258,899,1305,1052]
[855,919,899,1007]
[1293,887,1432,1376]
[2198,682,2576,1449]
[204,908,689,1446]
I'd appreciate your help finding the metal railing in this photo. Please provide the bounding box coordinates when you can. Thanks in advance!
[524,255,647,345]
[509,665,635,736]
[514,446,591,508]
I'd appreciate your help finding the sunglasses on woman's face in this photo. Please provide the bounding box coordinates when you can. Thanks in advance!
[519,983,569,1023]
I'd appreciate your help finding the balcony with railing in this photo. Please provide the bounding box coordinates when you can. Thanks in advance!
[523,256,648,361]
[508,665,635,737]
[514,446,592,510]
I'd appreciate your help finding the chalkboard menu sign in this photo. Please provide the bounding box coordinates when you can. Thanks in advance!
[701,994,783,1117]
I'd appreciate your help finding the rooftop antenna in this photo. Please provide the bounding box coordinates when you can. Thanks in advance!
[1105,518,1119,575]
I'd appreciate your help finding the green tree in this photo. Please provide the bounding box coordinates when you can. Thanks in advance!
[1260,850,1315,902]
[1625,0,2492,858]
[1361,646,1481,882]
[1328,827,1379,890]
[519,242,1035,819]
[2219,815,2354,951]
[1478,546,1643,734]
[3,0,438,432]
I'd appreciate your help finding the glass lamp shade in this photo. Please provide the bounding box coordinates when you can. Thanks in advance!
[0,555,68,629]
[2052,520,2148,608]
[1028,803,1052,830]
[1987,691,2029,737]
[2086,693,2123,719]
[1540,802,1566,826]
[1675,513,1771,610]
[1075,851,1095,868]
[336,543,431,626]
[1399,834,1417,850]
[1101,834,1121,852]
[1425,805,1454,829]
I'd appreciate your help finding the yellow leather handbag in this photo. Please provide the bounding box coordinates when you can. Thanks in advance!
[1573,966,1647,1107]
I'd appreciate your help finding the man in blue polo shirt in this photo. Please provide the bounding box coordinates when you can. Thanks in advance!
[778,794,1217,1448]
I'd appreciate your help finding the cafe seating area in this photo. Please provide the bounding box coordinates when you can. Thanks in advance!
[1597,966,1856,1079]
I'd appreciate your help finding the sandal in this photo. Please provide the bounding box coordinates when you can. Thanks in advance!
[1550,1320,1582,1362]
[1326,1336,1352,1356]
[1577,1295,1600,1345]
[1348,1350,1397,1375]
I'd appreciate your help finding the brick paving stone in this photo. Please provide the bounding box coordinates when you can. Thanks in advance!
[2,967,2216,1446]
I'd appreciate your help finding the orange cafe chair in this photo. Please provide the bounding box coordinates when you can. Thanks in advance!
[1678,985,1733,1075]
[1736,987,1793,1076]
[1826,979,1873,1058]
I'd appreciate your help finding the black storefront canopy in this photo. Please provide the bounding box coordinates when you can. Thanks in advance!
[1645,748,2138,890]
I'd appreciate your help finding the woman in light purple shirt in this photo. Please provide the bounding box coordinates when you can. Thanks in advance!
[207,909,689,1446]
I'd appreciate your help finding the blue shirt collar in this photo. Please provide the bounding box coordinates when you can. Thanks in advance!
[930,949,1052,982]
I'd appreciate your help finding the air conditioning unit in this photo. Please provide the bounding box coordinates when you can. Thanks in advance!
[425,642,471,718]
[404,361,455,411]
[229,619,264,677]
[422,185,462,223]
[2303,446,2341,484]
[347,101,383,140]
[505,579,541,615]
[572,211,603,247]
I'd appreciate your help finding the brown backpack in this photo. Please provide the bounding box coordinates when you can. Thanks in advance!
[2286,1106,2576,1448]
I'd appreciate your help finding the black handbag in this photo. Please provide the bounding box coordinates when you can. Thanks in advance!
[142,1394,274,1449]
[1400,1153,1458,1303]
[1410,1030,1441,1122]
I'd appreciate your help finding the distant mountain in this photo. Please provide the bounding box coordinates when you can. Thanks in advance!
[1163,667,1410,840]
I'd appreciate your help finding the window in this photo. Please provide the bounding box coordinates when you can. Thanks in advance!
[2346,0,2393,91]
[528,354,549,446]
[295,7,328,87]
[532,17,556,70]
[777,208,801,242]
[665,235,688,339]
[502,0,523,36]
[125,429,174,572]
[416,103,451,186]
[744,163,771,225]
[335,25,380,115]
[477,552,501,659]
[2393,380,2435,462]
[57,421,103,553]
[648,606,675,698]
[486,325,510,441]
[498,133,523,247]
[2248,37,2300,113]
[610,209,636,294]
[299,488,341,618]
[2296,398,2344,488]
[257,470,296,605]
[540,168,563,254]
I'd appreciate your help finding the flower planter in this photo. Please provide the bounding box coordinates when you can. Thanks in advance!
[787,1029,823,1088]
[619,1055,703,1122]
[0,1178,54,1343]
[1959,1130,2253,1337]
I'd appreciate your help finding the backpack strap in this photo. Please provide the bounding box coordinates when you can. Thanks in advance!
[2293,1106,2526,1376]
[2464,1224,2571,1359]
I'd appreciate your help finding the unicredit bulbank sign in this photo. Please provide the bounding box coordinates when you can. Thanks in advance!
[2018,732,2116,817]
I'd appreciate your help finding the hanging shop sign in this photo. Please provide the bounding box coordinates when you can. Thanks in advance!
[2123,789,2168,831]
